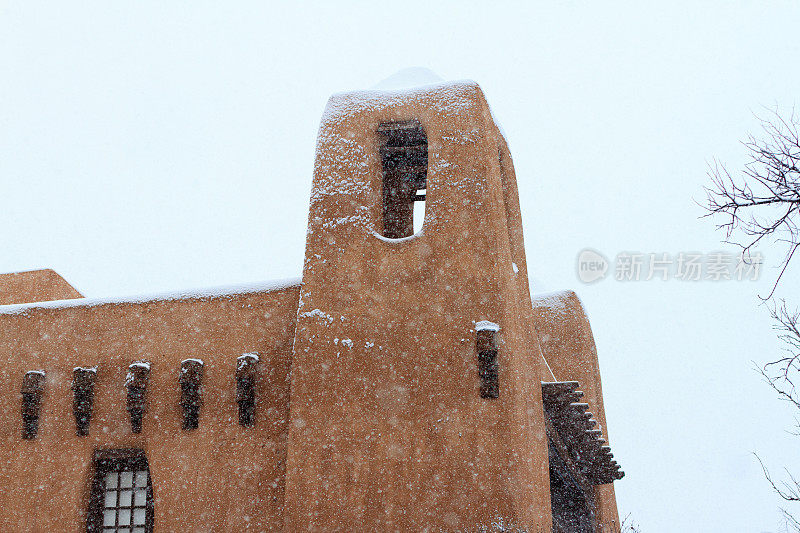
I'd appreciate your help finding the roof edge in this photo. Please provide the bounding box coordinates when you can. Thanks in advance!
[319,79,488,130]
[0,268,83,305]
[0,276,302,316]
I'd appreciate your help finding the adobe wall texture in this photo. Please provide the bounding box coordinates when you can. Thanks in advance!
[532,291,621,532]
[0,283,299,532]
[0,268,83,305]
[285,81,559,532]
[0,81,623,532]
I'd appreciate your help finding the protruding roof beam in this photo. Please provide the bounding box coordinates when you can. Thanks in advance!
[541,380,625,485]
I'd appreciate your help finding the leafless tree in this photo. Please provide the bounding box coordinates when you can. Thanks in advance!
[757,301,800,531]
[703,107,800,299]
[704,107,800,530]
[759,301,800,411]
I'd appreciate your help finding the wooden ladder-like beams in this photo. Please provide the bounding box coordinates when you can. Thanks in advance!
[541,381,624,485]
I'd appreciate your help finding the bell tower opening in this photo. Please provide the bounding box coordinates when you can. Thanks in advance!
[378,120,427,238]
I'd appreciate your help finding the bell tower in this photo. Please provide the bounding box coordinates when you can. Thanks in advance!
[284,81,555,531]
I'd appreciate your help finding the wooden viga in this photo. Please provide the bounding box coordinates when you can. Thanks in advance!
[541,381,624,485]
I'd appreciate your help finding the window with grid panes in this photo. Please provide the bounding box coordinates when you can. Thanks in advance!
[87,449,154,533]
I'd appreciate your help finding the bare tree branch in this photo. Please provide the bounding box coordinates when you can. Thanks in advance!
[753,301,800,522]
[616,514,641,533]
[759,300,800,409]
[782,508,800,533]
[703,107,800,299]
[757,453,800,503]
[704,107,800,526]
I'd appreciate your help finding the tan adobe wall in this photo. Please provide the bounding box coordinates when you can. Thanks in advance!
[0,81,623,533]
[0,282,299,532]
[285,81,557,532]
[0,269,83,305]
[532,290,621,533]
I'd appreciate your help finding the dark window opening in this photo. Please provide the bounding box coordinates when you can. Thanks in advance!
[73,367,97,437]
[21,370,45,440]
[476,328,499,399]
[179,359,203,430]
[378,120,428,238]
[236,353,259,427]
[126,362,151,434]
[548,440,595,533]
[87,449,154,533]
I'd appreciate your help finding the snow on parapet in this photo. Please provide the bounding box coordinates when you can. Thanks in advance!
[369,70,508,143]
[311,79,488,214]
[308,78,508,241]
[319,78,506,142]
[73,366,97,373]
[475,320,500,332]
[0,277,302,316]
[531,290,588,321]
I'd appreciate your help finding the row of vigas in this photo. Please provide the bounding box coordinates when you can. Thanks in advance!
[19,353,260,439]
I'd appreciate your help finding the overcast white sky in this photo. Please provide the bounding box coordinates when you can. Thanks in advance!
[2,2,800,530]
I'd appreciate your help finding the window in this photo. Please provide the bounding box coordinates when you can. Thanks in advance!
[73,366,97,437]
[21,370,45,439]
[125,362,150,434]
[87,449,154,533]
[476,322,500,398]
[236,353,259,427]
[378,120,428,238]
[179,359,204,430]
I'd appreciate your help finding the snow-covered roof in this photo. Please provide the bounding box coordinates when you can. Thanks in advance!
[0,277,302,316]
[320,77,507,145]
[531,289,589,320]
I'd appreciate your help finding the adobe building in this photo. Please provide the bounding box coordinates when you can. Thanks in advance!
[0,81,623,532]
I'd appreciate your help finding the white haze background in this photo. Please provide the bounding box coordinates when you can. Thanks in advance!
[2,2,800,531]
